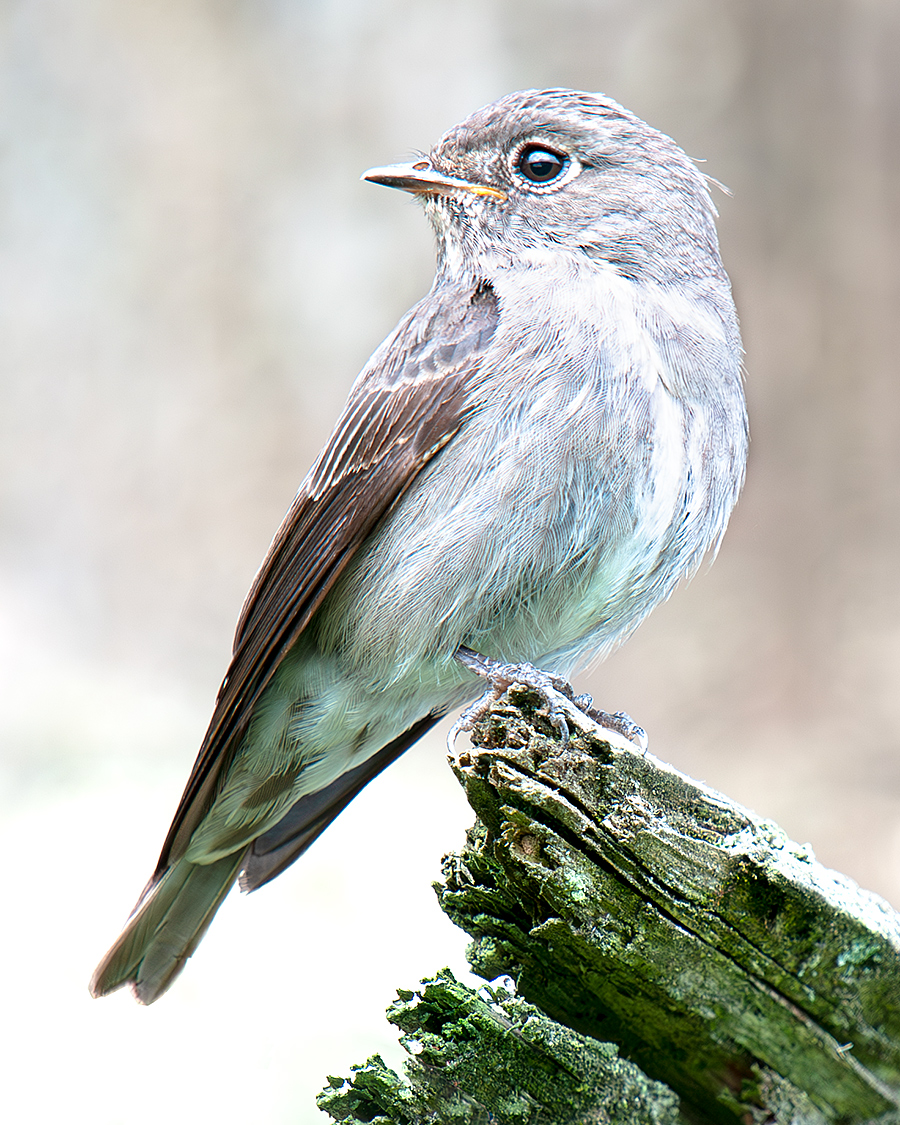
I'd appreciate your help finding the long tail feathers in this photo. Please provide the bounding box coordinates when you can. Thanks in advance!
[91,713,445,1003]
[89,850,246,1005]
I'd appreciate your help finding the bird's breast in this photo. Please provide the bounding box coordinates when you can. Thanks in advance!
[316,262,745,680]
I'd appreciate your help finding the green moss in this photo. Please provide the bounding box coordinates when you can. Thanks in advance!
[437,708,900,1122]
[317,969,683,1125]
[319,695,900,1125]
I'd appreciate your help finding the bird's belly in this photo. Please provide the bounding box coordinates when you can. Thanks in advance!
[234,369,734,812]
[323,375,700,677]
[207,384,723,829]
[323,476,688,691]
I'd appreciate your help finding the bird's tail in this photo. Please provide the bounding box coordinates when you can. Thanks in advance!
[89,850,245,1005]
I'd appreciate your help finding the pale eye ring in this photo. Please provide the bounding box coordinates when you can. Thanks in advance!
[512,142,581,192]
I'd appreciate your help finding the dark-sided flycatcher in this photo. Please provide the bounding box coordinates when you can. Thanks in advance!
[91,89,748,1004]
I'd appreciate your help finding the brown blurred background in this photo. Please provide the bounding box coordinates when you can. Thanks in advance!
[2,1,899,1122]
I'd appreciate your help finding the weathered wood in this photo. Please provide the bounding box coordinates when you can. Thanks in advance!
[319,686,900,1124]
[317,969,682,1124]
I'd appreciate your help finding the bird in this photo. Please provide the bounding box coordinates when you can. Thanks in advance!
[90,88,748,1004]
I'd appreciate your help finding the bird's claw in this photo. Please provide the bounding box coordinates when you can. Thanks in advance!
[448,646,647,754]
[579,703,648,754]
[448,647,570,751]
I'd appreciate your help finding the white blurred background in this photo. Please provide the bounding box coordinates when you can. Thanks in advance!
[2,1,900,1121]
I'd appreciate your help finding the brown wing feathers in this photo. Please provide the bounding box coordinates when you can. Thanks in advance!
[153,283,499,878]
[239,710,444,892]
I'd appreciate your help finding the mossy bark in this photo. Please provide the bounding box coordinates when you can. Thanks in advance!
[319,687,900,1125]
[317,969,681,1124]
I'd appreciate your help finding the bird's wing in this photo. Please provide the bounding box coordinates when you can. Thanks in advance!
[239,711,444,892]
[155,281,499,873]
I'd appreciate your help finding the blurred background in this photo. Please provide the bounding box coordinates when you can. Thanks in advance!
[2,0,899,1121]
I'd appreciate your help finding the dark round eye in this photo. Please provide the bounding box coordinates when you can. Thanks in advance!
[516,145,567,184]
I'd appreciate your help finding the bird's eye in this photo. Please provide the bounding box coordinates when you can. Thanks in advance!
[515,145,568,184]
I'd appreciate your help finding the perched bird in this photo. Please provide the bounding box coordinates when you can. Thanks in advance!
[90,88,747,1004]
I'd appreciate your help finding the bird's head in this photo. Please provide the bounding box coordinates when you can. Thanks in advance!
[363,88,726,288]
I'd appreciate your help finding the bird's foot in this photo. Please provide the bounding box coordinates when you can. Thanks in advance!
[447,645,648,754]
[570,695,648,755]
[448,645,573,750]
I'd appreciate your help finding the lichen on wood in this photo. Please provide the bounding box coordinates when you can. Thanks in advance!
[438,687,900,1122]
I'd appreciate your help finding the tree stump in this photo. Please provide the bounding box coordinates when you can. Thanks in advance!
[318,686,900,1124]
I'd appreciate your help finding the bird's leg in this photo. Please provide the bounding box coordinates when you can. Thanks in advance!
[447,645,647,754]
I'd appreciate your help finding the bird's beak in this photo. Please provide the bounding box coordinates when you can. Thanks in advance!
[362,161,507,203]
